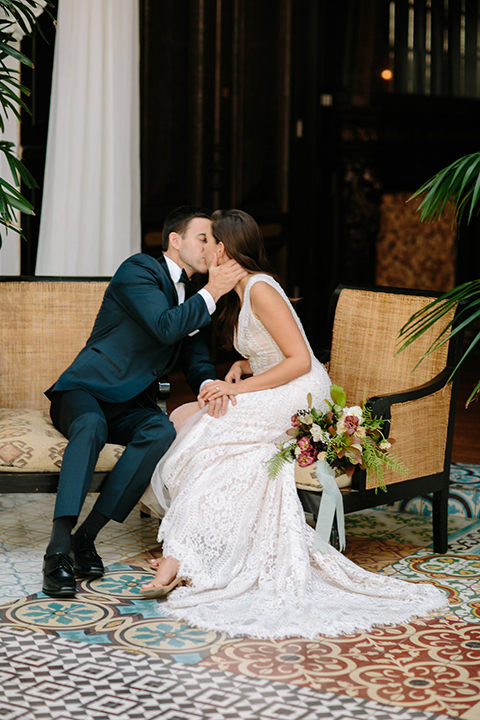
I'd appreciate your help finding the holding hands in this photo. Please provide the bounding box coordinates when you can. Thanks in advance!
[198,381,237,417]
[197,359,252,416]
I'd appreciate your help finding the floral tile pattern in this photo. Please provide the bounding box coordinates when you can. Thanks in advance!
[3,487,480,717]
[450,462,480,488]
[200,617,480,717]
[0,626,454,720]
[0,563,242,664]
[345,507,477,546]
[376,462,480,520]
[377,548,480,625]
[0,493,160,605]
[343,537,423,572]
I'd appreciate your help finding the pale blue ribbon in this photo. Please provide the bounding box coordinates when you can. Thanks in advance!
[312,460,346,553]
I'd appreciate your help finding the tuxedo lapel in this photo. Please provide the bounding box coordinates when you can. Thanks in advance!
[157,255,179,305]
[156,254,184,375]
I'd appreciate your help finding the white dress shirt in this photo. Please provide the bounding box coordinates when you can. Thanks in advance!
[163,255,216,389]
[163,255,215,315]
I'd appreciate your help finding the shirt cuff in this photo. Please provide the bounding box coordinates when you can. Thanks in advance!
[198,288,216,315]
[199,379,216,392]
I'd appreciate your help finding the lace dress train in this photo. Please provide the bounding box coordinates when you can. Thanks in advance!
[149,274,446,639]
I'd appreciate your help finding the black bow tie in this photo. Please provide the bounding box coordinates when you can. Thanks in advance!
[179,268,195,299]
[179,269,191,286]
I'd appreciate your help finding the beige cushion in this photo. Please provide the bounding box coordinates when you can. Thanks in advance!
[0,408,124,473]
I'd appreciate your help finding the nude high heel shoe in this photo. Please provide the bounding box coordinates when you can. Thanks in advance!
[140,576,185,598]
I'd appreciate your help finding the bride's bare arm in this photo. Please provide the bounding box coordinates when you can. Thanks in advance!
[199,282,311,401]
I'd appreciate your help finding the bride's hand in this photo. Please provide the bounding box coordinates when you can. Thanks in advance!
[197,381,238,418]
[198,381,240,414]
[224,360,246,384]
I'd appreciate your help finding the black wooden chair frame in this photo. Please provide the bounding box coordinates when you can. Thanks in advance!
[297,284,464,555]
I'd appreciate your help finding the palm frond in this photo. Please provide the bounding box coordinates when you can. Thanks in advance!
[0,0,54,244]
[409,152,480,225]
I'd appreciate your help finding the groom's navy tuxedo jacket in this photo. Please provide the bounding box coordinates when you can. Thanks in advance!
[46,253,216,404]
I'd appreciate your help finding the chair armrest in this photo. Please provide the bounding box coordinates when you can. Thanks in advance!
[366,366,452,436]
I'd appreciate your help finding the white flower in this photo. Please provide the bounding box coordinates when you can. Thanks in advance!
[356,426,366,438]
[379,440,391,451]
[294,445,302,458]
[336,418,345,434]
[345,406,364,423]
[310,424,326,443]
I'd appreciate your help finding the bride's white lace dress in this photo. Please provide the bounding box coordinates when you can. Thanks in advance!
[149,274,446,639]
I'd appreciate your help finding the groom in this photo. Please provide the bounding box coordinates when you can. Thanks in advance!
[42,206,246,598]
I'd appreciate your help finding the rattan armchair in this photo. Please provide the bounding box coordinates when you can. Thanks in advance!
[297,285,463,554]
[0,278,112,492]
[0,276,169,494]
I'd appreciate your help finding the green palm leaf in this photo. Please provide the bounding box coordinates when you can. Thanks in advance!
[409,152,480,225]
[400,155,480,403]
[0,1,54,246]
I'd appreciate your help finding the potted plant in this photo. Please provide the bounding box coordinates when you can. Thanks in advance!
[0,0,53,244]
[398,151,480,405]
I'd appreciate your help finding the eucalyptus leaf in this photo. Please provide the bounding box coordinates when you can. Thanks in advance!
[330,385,346,408]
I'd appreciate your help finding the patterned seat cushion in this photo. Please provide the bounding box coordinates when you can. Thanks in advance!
[0,408,124,473]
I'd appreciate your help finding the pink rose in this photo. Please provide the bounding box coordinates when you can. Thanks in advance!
[297,436,310,451]
[297,451,315,467]
[344,415,360,436]
[291,414,300,427]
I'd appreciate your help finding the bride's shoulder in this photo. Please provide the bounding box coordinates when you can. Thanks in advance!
[248,274,288,310]
[248,273,283,293]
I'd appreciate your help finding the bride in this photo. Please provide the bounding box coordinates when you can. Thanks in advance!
[141,209,446,639]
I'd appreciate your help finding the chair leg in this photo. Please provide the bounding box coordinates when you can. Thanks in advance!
[329,515,340,551]
[432,486,449,554]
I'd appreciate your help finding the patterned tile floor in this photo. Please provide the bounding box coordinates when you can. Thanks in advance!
[2,467,480,719]
[378,462,480,520]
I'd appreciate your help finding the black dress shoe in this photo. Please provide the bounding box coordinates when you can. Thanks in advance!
[71,533,105,577]
[42,552,76,597]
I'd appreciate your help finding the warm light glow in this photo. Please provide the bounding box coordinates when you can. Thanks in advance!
[381,69,393,80]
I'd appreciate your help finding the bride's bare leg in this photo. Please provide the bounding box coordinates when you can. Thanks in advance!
[141,555,180,591]
[139,404,199,592]
[169,402,201,432]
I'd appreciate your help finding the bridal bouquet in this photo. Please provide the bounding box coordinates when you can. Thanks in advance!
[268,385,407,492]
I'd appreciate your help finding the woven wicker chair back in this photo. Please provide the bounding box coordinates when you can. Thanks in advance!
[329,288,455,405]
[0,281,108,410]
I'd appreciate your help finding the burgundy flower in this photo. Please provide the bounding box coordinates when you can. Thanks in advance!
[344,415,360,436]
[297,436,310,451]
[291,414,300,427]
[297,451,315,467]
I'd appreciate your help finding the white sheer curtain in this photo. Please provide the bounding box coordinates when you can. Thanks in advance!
[35,0,141,276]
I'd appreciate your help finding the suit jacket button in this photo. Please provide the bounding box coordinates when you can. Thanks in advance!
[152,370,159,376]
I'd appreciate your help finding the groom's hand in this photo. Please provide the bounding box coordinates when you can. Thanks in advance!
[198,381,237,417]
[203,255,247,303]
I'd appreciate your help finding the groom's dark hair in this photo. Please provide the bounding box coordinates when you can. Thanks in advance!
[162,206,211,251]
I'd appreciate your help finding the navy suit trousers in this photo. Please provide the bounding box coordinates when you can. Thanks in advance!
[50,389,176,522]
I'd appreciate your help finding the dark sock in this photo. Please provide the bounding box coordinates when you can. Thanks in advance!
[73,509,109,543]
[46,516,77,556]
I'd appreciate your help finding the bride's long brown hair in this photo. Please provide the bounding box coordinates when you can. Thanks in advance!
[212,209,274,349]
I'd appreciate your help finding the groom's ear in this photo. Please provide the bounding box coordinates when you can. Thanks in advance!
[169,232,181,250]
